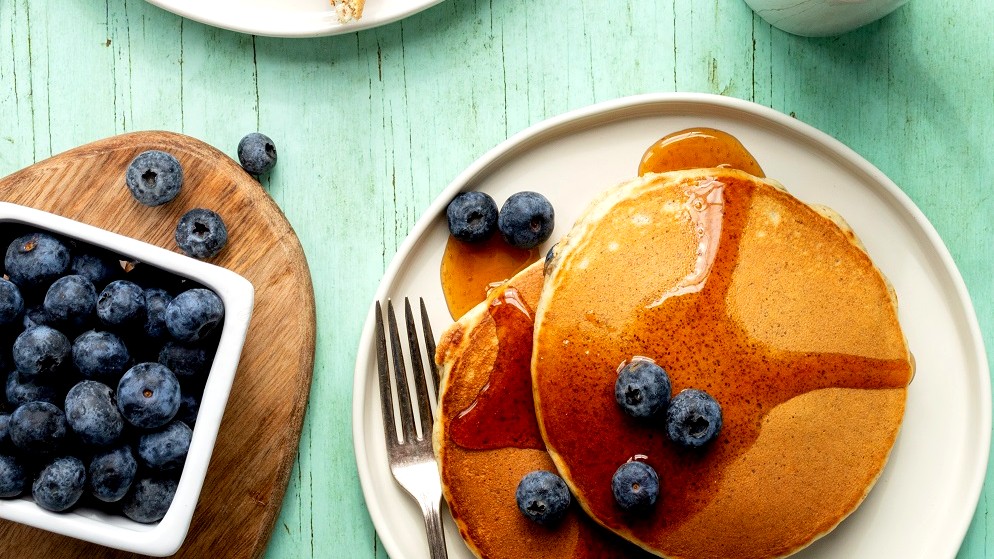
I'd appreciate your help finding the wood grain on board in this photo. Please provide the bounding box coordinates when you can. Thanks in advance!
[0,131,315,558]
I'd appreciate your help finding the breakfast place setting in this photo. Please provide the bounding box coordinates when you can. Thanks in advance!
[0,0,991,558]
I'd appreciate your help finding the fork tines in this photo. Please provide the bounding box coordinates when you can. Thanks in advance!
[375,297,439,446]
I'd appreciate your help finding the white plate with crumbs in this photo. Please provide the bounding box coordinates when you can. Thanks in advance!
[352,93,990,559]
[145,0,444,38]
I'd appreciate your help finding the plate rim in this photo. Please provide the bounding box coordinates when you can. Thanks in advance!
[351,92,992,559]
[144,0,446,38]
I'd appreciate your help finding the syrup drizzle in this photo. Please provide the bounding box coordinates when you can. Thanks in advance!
[450,287,545,451]
[638,127,765,178]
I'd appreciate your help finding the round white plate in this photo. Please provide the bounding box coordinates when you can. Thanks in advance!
[145,0,444,38]
[352,93,990,559]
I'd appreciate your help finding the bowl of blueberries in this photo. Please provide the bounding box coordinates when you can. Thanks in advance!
[0,201,254,556]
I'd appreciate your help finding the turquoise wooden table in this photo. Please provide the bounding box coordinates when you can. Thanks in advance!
[1,0,991,557]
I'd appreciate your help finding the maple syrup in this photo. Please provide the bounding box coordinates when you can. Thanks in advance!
[638,127,765,177]
[449,287,544,450]
[440,233,539,320]
[533,174,912,537]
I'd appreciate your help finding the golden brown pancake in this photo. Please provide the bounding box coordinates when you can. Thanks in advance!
[434,261,655,559]
[532,169,913,559]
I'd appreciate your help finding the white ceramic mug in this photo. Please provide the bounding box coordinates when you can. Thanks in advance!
[743,0,909,36]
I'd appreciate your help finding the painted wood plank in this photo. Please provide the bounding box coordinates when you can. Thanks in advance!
[1,0,992,558]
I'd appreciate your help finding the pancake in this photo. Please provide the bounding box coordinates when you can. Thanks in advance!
[532,169,913,559]
[434,261,655,559]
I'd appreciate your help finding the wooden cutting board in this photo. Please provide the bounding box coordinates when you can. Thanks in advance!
[0,131,315,558]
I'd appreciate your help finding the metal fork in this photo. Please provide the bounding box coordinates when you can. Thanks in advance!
[375,297,447,559]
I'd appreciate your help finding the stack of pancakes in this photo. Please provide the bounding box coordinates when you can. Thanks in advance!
[434,168,913,559]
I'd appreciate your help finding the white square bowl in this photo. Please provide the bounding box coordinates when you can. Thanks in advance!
[0,202,255,556]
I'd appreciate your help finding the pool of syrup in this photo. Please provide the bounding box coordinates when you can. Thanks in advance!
[440,234,539,320]
[638,127,765,177]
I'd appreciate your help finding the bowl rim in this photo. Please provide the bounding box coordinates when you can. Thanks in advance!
[0,201,255,556]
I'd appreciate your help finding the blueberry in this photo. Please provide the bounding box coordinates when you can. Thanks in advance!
[65,381,124,447]
[44,275,97,327]
[32,455,86,512]
[125,150,183,206]
[9,401,68,453]
[96,280,146,328]
[0,278,24,326]
[515,470,571,525]
[117,363,181,429]
[498,191,555,249]
[144,288,173,340]
[158,341,210,379]
[70,251,121,288]
[0,454,27,497]
[615,358,671,419]
[543,243,557,276]
[237,132,278,176]
[6,370,59,406]
[5,232,70,288]
[446,192,499,243]
[0,414,10,448]
[611,461,659,511]
[666,389,722,448]
[174,208,228,259]
[176,390,201,427]
[22,304,51,329]
[122,475,178,523]
[89,445,137,503]
[72,330,131,381]
[13,325,70,379]
[165,288,224,343]
[138,420,192,471]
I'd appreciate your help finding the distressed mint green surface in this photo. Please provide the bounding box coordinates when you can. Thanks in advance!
[1,1,992,557]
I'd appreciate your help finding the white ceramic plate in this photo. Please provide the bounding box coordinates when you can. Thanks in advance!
[352,93,990,559]
[145,0,444,38]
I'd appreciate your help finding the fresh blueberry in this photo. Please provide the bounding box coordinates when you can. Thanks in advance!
[9,401,68,453]
[615,358,671,419]
[174,208,228,259]
[96,280,146,328]
[44,275,97,327]
[0,278,24,326]
[65,381,124,447]
[125,150,183,206]
[72,330,131,381]
[237,132,278,176]
[117,363,181,429]
[0,454,27,497]
[138,420,192,471]
[70,250,121,288]
[22,304,51,329]
[144,288,173,340]
[175,390,201,428]
[5,232,70,288]
[543,243,557,276]
[498,191,555,249]
[122,475,178,523]
[666,389,723,448]
[515,470,571,525]
[6,370,59,406]
[32,455,86,512]
[13,325,70,379]
[89,445,138,503]
[0,414,10,449]
[158,341,210,379]
[611,461,659,511]
[446,192,499,243]
[165,288,224,343]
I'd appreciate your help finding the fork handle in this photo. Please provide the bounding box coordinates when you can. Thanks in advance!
[420,496,448,559]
